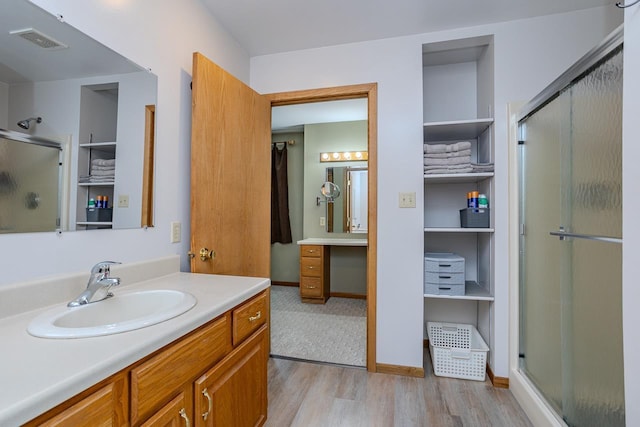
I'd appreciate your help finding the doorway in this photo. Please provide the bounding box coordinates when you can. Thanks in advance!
[267,84,377,371]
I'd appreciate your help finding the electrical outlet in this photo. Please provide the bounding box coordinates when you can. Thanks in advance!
[320,217,326,226]
[170,221,181,243]
[399,192,416,208]
[117,194,129,208]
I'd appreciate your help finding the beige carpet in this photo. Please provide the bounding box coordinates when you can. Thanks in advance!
[270,285,366,367]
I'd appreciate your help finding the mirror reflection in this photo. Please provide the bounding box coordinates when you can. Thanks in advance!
[326,167,368,233]
[0,0,157,233]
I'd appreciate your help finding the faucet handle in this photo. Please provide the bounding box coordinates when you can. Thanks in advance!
[90,261,121,275]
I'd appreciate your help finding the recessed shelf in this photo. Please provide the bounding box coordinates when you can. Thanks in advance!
[424,281,493,301]
[424,227,494,233]
[423,118,493,142]
[424,172,494,183]
[77,182,114,186]
[79,142,116,147]
[76,221,113,226]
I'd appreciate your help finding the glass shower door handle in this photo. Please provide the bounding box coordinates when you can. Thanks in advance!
[549,229,622,244]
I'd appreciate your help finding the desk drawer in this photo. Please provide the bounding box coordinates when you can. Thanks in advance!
[300,257,322,277]
[300,277,323,298]
[300,245,323,258]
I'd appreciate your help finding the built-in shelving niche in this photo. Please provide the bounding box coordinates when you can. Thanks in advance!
[75,83,119,230]
[421,35,495,356]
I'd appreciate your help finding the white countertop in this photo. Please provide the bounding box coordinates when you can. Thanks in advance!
[297,238,368,246]
[0,272,270,427]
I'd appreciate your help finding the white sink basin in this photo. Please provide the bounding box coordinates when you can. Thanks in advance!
[27,289,197,339]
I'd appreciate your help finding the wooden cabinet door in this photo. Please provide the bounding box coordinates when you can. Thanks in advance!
[140,392,191,427]
[37,377,126,427]
[190,53,271,277]
[194,326,268,427]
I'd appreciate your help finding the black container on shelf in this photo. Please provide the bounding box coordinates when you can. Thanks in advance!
[86,207,113,222]
[460,208,489,228]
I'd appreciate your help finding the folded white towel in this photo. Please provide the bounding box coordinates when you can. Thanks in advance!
[91,158,116,167]
[79,175,114,183]
[90,169,115,177]
[91,165,116,172]
[471,162,494,172]
[424,167,473,174]
[424,163,472,171]
[424,141,471,154]
[424,149,471,159]
[424,156,471,166]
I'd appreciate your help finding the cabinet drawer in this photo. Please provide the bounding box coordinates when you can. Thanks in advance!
[300,257,322,277]
[300,277,323,298]
[424,271,465,285]
[130,313,231,425]
[300,245,323,257]
[424,282,465,296]
[233,290,267,346]
[424,259,465,274]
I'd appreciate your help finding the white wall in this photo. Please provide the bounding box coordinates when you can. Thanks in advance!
[0,0,249,286]
[623,5,640,427]
[250,6,622,372]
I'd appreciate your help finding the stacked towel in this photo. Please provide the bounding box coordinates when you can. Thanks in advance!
[423,142,494,175]
[80,158,116,183]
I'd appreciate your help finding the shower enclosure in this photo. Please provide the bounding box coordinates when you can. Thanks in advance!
[517,28,624,426]
[0,129,62,233]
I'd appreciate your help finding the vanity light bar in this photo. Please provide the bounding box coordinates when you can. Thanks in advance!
[320,151,368,162]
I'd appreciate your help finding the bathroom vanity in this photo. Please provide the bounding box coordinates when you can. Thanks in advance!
[0,256,270,427]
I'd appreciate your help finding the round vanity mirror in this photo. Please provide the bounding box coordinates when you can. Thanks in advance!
[321,181,341,202]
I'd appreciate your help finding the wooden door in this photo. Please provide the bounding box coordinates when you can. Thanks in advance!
[140,393,191,427]
[190,53,271,277]
[194,326,268,427]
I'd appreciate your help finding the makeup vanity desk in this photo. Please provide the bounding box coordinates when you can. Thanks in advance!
[297,238,368,304]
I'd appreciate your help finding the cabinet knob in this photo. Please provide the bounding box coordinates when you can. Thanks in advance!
[179,408,191,427]
[202,388,213,421]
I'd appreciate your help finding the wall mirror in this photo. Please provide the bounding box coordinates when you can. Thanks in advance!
[272,98,368,238]
[326,166,368,233]
[0,0,157,234]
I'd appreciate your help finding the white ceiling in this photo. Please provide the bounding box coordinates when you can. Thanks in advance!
[272,99,368,132]
[202,0,615,57]
[0,0,142,84]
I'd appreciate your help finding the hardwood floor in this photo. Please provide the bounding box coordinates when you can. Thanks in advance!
[265,351,532,427]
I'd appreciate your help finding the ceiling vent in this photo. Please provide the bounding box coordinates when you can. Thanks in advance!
[9,28,68,50]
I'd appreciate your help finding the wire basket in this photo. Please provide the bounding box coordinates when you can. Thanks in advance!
[427,322,489,381]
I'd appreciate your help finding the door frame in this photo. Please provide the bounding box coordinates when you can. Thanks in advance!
[266,83,378,371]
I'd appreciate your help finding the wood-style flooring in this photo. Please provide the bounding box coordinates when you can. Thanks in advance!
[265,351,532,427]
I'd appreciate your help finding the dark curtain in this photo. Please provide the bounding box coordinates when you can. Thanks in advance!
[271,144,292,244]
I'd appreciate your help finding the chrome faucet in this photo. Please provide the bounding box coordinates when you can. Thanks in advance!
[68,261,121,307]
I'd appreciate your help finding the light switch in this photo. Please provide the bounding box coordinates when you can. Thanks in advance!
[320,217,326,226]
[399,192,416,208]
[118,194,129,208]
[170,221,181,243]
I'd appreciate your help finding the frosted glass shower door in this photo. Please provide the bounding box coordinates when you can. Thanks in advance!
[519,47,624,426]
[0,137,61,233]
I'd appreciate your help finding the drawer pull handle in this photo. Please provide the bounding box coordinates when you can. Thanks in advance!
[307,286,317,289]
[439,275,451,279]
[307,266,315,269]
[202,388,213,421]
[439,264,451,267]
[179,408,191,427]
[249,311,262,322]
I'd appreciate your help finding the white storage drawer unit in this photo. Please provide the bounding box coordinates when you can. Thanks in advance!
[424,253,465,296]
[424,254,465,273]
